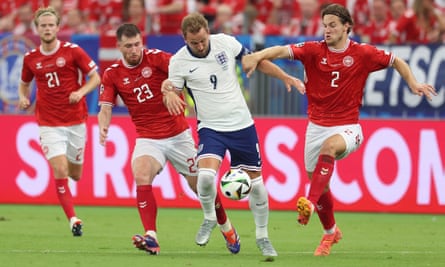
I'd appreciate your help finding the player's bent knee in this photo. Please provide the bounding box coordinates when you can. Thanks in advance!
[197,168,216,190]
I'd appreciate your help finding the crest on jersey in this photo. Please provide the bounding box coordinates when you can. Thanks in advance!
[215,51,229,70]
[343,56,354,67]
[294,42,304,48]
[56,57,66,67]
[141,67,152,78]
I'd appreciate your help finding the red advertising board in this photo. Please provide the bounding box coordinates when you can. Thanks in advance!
[1,115,444,214]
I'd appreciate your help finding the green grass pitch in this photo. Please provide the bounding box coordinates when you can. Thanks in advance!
[0,204,443,267]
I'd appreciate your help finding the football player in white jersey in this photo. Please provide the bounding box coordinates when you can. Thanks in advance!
[162,12,304,258]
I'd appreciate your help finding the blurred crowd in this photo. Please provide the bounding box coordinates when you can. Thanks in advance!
[1,0,444,45]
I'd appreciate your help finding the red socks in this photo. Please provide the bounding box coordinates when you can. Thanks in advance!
[308,154,335,204]
[136,185,157,232]
[214,193,227,225]
[317,190,336,230]
[55,178,76,219]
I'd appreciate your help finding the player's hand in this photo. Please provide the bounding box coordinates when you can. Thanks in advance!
[163,91,185,116]
[284,75,306,94]
[242,54,259,78]
[99,127,108,146]
[411,83,437,101]
[18,97,31,110]
[69,90,84,104]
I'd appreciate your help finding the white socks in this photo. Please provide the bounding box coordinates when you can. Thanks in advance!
[197,168,217,221]
[248,176,270,239]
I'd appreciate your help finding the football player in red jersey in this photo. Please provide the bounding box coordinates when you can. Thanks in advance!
[242,3,436,256]
[18,6,101,237]
[97,23,231,255]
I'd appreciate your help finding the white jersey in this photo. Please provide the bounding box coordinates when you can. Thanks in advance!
[169,34,253,132]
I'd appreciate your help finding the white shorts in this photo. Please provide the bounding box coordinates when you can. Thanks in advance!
[304,122,364,172]
[132,129,198,177]
[39,123,87,164]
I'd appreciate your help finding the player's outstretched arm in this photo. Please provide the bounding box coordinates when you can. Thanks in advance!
[242,45,290,78]
[242,45,305,94]
[392,57,437,101]
[257,60,306,94]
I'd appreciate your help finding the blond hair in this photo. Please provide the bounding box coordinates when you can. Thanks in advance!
[34,6,61,27]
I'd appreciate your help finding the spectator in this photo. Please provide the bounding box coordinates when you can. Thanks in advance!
[59,8,94,35]
[388,0,407,43]
[390,0,407,21]
[242,2,267,48]
[0,0,16,33]
[48,0,90,27]
[210,4,236,34]
[389,0,445,44]
[283,0,323,37]
[146,0,187,34]
[351,0,371,38]
[12,2,36,36]
[362,0,392,44]
[89,0,123,35]
[123,0,147,35]
[247,0,296,35]
[195,0,218,25]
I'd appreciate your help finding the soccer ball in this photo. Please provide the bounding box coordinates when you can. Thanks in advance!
[220,169,252,200]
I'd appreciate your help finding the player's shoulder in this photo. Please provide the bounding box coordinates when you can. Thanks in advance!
[290,40,323,51]
[171,46,190,62]
[143,48,171,58]
[211,33,238,45]
[60,41,82,50]
[212,33,232,40]
[103,61,123,75]
[24,48,39,58]
[353,40,380,52]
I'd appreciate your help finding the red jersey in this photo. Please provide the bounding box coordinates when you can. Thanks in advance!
[21,41,98,126]
[289,40,394,126]
[99,48,189,139]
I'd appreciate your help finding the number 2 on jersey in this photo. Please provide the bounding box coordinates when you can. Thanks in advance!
[331,71,339,88]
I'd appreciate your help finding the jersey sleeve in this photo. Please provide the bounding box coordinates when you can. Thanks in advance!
[168,52,186,90]
[99,66,118,106]
[20,53,34,83]
[288,41,315,62]
[72,44,98,75]
[362,44,394,72]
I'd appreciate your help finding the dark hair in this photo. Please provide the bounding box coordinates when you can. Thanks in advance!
[321,4,354,33]
[116,23,141,41]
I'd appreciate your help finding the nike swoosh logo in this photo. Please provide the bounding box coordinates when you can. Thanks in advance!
[189,67,198,73]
